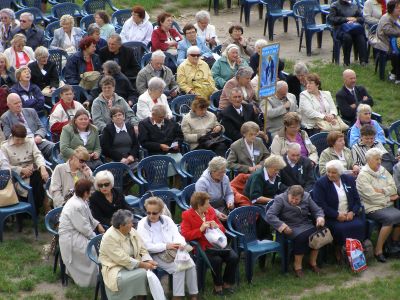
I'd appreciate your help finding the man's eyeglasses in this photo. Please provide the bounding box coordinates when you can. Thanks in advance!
[189,54,201,57]
[98,182,111,188]
[19,19,28,23]
[146,211,160,216]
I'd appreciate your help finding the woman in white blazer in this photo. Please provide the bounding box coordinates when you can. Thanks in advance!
[50,15,84,55]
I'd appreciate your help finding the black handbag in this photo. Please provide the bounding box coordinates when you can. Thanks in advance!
[198,131,226,149]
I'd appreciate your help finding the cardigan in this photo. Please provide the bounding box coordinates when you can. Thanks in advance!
[243,168,286,201]
[4,46,35,69]
[151,27,182,52]
[319,147,355,176]
[28,60,59,90]
[280,155,315,192]
[99,45,140,80]
[211,55,249,90]
[136,90,173,121]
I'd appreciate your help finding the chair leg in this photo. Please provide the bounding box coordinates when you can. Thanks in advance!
[53,248,59,273]
[245,253,255,283]
[94,279,100,300]
[317,31,323,48]
[208,0,211,11]
[299,29,303,52]
[227,0,232,8]
[263,15,268,36]
[214,0,219,15]
[245,4,250,26]
[283,16,288,33]
[240,5,244,23]
[305,31,312,56]
[258,3,263,19]
[268,18,275,41]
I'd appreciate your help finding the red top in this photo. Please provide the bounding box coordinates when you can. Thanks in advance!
[151,27,182,52]
[181,207,225,250]
[85,59,94,72]
[15,51,31,68]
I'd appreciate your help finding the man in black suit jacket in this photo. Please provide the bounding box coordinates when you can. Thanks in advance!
[219,87,265,142]
[336,69,374,124]
[99,34,141,86]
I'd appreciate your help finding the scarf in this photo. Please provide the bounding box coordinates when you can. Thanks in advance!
[354,118,372,129]
[377,0,386,15]
[60,98,75,110]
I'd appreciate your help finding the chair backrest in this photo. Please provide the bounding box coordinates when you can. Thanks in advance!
[152,21,183,34]
[170,95,196,119]
[227,206,263,244]
[180,150,216,182]
[293,0,318,28]
[44,207,63,236]
[83,0,117,14]
[140,52,152,69]
[139,190,179,211]
[45,21,60,39]
[48,49,68,80]
[93,162,132,194]
[123,41,150,65]
[51,3,82,19]
[210,90,222,109]
[262,0,284,12]
[86,234,103,265]
[15,7,46,24]
[0,0,14,9]
[51,84,90,105]
[80,14,95,32]
[180,183,195,209]
[111,9,131,28]
[212,45,222,55]
[51,142,64,165]
[309,132,329,156]
[389,120,400,144]
[137,155,178,190]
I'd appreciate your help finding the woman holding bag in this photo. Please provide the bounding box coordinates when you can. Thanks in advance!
[181,192,239,296]
[0,149,18,208]
[137,197,198,300]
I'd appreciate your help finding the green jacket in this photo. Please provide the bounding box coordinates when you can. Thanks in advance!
[244,168,284,201]
[211,56,248,89]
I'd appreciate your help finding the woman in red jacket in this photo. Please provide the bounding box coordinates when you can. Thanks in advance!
[151,12,182,56]
[181,191,239,296]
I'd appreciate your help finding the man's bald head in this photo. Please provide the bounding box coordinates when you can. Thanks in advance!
[7,93,23,113]
[343,69,357,89]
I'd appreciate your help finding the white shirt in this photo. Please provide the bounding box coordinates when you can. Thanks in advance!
[136,90,173,121]
[114,123,127,133]
[286,155,297,168]
[244,140,255,166]
[235,105,243,116]
[78,130,90,145]
[333,180,349,213]
[194,23,219,44]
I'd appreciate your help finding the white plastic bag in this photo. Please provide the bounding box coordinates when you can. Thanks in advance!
[146,270,166,300]
[204,228,227,249]
[174,249,195,272]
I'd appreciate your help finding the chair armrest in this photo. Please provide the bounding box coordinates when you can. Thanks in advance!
[12,171,35,209]
[176,196,190,211]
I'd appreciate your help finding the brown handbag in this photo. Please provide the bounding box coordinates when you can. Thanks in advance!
[0,170,18,207]
[309,227,333,250]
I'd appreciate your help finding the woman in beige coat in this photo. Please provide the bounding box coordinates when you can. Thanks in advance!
[99,209,158,300]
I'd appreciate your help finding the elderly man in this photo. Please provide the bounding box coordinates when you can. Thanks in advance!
[177,45,217,100]
[99,33,140,84]
[336,69,374,124]
[1,93,54,161]
[262,81,297,136]
[136,50,179,96]
[11,12,45,50]
[220,87,265,142]
[138,104,183,156]
[279,143,315,192]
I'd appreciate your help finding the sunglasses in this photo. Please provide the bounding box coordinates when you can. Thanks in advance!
[147,211,160,216]
[75,156,87,164]
[189,54,201,57]
[98,182,111,188]
[19,19,28,23]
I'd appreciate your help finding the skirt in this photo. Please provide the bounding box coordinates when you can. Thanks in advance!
[367,207,400,226]
[105,268,148,300]
[327,216,365,246]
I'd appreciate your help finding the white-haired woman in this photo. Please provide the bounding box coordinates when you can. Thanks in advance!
[0,8,19,52]
[357,148,400,262]
[196,156,234,218]
[211,44,249,90]
[136,77,173,121]
[194,10,219,49]
[50,14,84,55]
[4,33,34,69]
[313,160,365,262]
[89,170,131,227]
[286,62,309,104]
[348,103,386,147]
[137,197,198,300]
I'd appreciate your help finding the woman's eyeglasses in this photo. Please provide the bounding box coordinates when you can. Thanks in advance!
[146,211,160,216]
[75,156,87,164]
[189,54,201,57]
[98,182,111,188]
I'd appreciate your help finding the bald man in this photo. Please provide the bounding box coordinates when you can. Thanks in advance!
[336,69,374,124]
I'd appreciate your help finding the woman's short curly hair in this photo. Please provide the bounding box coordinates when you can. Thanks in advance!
[283,112,301,127]
[191,96,210,111]
[79,36,96,51]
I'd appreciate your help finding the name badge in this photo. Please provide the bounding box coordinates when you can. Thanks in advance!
[305,139,311,145]
[253,149,260,156]
[41,69,47,76]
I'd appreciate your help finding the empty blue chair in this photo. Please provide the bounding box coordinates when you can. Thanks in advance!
[45,21,60,40]
[227,206,281,283]
[139,190,180,212]
[0,171,38,242]
[111,9,131,31]
[80,14,95,32]
[82,0,118,15]
[86,234,107,300]
[123,41,150,66]
[140,52,152,69]
[177,183,195,211]
[209,90,222,114]
[240,0,263,27]
[48,49,68,82]
[93,162,140,208]
[261,0,299,41]
[309,131,329,156]
[293,0,332,56]
[15,7,51,26]
[51,3,83,21]
[1,0,22,9]
[180,150,216,184]
[170,94,196,122]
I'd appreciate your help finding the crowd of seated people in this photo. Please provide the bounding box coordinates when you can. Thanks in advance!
[2,3,400,297]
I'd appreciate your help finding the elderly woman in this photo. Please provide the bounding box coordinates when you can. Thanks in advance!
[271,112,319,165]
[356,148,400,262]
[137,77,173,121]
[219,66,255,110]
[59,179,105,287]
[181,192,239,296]
[314,160,366,261]
[91,76,138,132]
[177,45,217,100]
[0,124,49,211]
[94,10,115,40]
[50,14,84,55]
[64,36,102,86]
[0,8,19,52]
[60,109,102,170]
[4,34,34,69]
[120,5,153,45]
[319,131,360,176]
[266,185,325,277]
[49,146,93,207]
[49,85,87,139]
[181,96,226,156]
[10,66,44,112]
[89,171,131,227]
[151,12,182,55]
[363,0,385,27]
[196,157,234,216]
[194,10,219,49]
[328,0,368,66]
[299,73,340,136]
[137,197,199,299]
[0,53,16,88]
[101,107,139,168]
[227,121,270,174]
[211,44,249,90]
[349,104,386,147]
[99,209,158,300]
[221,25,254,62]
[87,23,107,54]
[286,62,309,105]
[28,46,59,97]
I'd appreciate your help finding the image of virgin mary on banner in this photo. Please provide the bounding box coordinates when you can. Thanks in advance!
[258,43,280,98]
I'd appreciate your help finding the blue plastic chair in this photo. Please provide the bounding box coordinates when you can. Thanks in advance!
[18,0,41,9]
[45,21,60,40]
[261,0,299,41]
[93,162,141,208]
[152,21,184,35]
[51,142,64,166]
[122,41,150,66]
[0,171,38,242]
[227,206,281,283]
[135,155,185,196]
[111,9,131,32]
[86,234,107,300]
[1,0,22,9]
[15,7,51,26]
[48,0,75,5]
[388,120,400,148]
[51,3,83,21]
[140,52,152,69]
[293,0,332,56]
[176,183,195,211]
[179,150,216,185]
[309,131,329,156]
[80,14,95,32]
[139,190,180,212]
[240,0,263,27]
[48,49,68,82]
[209,90,222,114]
[169,94,196,122]
[82,0,118,15]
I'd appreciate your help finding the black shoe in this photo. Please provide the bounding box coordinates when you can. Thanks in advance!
[223,287,234,295]
[213,289,224,297]
[375,253,386,263]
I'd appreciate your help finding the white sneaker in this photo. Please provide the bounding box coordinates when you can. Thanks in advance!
[389,73,396,81]
[395,80,400,84]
